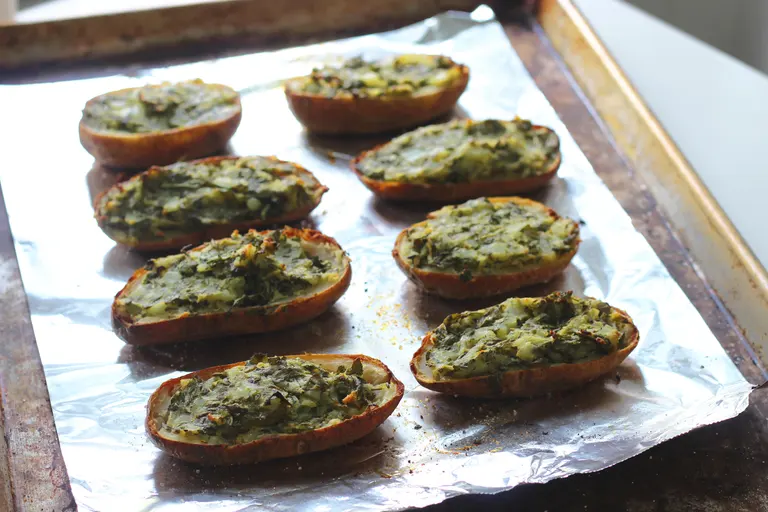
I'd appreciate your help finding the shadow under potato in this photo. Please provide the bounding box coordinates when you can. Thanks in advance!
[85,143,238,205]
[118,306,352,377]
[399,266,587,332]
[410,358,645,453]
[150,420,400,493]
[302,107,465,163]
[97,202,320,280]
[102,243,146,281]
[86,161,134,206]
[360,172,575,241]
[369,195,436,227]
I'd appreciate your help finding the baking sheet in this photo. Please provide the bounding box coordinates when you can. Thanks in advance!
[0,6,753,511]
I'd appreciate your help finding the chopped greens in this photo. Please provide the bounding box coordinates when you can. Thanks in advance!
[400,198,579,274]
[95,156,323,245]
[115,229,345,322]
[355,119,559,184]
[163,355,393,444]
[426,292,635,379]
[357,119,560,184]
[82,79,239,134]
[290,54,463,99]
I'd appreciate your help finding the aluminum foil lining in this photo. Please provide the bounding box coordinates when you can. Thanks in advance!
[0,6,752,511]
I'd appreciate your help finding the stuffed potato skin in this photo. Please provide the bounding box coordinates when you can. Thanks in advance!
[147,354,404,465]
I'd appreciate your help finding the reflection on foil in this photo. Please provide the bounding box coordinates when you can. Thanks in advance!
[0,6,752,511]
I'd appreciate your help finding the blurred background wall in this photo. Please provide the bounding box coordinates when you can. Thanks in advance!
[12,0,768,75]
[624,0,768,74]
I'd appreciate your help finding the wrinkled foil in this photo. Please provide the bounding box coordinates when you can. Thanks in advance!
[0,6,753,511]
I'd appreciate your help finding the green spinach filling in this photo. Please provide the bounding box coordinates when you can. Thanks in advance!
[164,355,392,443]
[292,54,462,98]
[400,198,578,276]
[116,229,345,322]
[82,79,239,133]
[356,119,559,184]
[96,157,321,244]
[426,292,635,379]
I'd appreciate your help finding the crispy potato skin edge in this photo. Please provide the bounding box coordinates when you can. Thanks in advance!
[410,307,640,398]
[112,228,351,345]
[350,126,560,202]
[146,354,405,465]
[93,156,329,252]
[284,66,469,135]
[79,85,242,169]
[392,197,580,299]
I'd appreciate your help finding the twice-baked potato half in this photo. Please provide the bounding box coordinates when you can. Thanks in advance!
[94,156,328,251]
[352,118,561,202]
[80,79,242,168]
[411,292,639,398]
[147,353,404,465]
[393,197,580,299]
[284,54,469,134]
[112,228,351,345]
